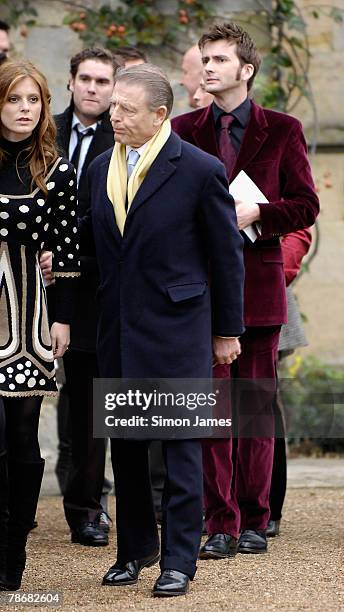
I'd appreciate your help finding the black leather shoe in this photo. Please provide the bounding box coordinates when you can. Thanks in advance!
[266,519,280,537]
[102,550,160,586]
[199,533,238,559]
[71,521,109,546]
[238,529,267,554]
[153,569,190,597]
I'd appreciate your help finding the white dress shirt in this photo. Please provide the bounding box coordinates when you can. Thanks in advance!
[68,113,99,185]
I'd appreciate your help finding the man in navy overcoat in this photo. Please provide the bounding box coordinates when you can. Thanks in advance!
[83,64,245,597]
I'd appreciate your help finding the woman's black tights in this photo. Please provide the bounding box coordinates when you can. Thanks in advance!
[0,396,42,461]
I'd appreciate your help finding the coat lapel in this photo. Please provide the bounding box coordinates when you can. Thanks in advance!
[55,106,72,155]
[191,105,219,157]
[81,113,114,180]
[127,132,181,218]
[231,101,269,179]
[189,102,269,182]
[99,157,123,243]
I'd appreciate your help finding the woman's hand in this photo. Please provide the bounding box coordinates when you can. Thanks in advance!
[39,250,54,284]
[51,322,70,358]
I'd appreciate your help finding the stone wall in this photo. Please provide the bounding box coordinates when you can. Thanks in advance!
[296,152,344,365]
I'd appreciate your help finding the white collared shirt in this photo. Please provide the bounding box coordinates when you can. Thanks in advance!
[68,113,99,184]
[125,141,149,162]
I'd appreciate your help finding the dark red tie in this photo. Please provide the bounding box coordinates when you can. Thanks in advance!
[218,114,237,180]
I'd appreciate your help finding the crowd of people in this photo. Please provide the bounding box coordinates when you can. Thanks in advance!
[0,18,319,598]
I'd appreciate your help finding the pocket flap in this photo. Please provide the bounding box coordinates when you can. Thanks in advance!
[166,282,207,303]
[260,248,284,263]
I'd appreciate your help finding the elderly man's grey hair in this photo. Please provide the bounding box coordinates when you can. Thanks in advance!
[115,63,174,117]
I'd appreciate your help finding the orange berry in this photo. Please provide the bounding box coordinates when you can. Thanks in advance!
[19,24,28,37]
[72,22,87,32]
[79,12,86,19]
[117,25,126,34]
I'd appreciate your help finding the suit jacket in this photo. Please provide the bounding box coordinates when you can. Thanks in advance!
[52,103,114,351]
[172,101,320,327]
[84,132,245,378]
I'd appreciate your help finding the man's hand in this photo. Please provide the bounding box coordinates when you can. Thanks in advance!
[39,250,53,284]
[51,323,70,358]
[235,200,260,230]
[213,336,241,366]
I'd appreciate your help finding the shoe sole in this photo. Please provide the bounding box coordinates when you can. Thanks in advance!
[153,589,188,597]
[238,547,267,554]
[199,550,237,560]
[71,536,109,547]
[102,577,139,586]
[266,529,280,538]
[102,553,160,587]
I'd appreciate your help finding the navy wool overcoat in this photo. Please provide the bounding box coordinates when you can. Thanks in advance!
[84,132,245,379]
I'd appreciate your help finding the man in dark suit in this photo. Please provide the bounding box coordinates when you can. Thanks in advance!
[50,48,118,545]
[84,64,245,596]
[172,22,319,556]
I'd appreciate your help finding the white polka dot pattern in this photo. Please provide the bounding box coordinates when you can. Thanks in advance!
[0,157,79,396]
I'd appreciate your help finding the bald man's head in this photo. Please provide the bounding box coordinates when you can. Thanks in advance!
[181,45,204,109]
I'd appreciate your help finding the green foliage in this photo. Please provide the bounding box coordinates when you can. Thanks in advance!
[257,0,344,112]
[0,0,37,26]
[63,0,213,50]
[280,356,344,453]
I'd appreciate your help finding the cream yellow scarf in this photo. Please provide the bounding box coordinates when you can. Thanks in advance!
[107,119,171,235]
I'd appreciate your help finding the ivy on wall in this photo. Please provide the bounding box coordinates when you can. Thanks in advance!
[62,0,212,47]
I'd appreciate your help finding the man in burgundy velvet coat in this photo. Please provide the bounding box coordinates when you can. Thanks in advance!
[172,22,319,556]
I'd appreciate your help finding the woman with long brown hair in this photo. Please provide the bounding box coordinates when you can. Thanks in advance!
[0,60,80,591]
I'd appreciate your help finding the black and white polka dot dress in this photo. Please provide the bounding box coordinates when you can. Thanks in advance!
[0,146,80,397]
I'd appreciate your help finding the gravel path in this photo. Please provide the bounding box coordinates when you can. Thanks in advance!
[11,487,344,611]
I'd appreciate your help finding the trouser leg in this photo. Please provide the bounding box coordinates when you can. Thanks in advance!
[110,439,159,565]
[63,350,104,528]
[269,387,287,521]
[160,439,203,579]
[202,364,240,538]
[234,326,280,531]
[149,441,165,516]
[55,382,72,495]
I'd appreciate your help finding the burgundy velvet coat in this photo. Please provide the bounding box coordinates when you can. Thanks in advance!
[172,101,319,326]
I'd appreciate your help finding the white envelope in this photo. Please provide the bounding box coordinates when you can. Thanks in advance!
[229,170,269,242]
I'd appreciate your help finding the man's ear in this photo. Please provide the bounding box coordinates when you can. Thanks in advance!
[69,76,74,93]
[241,64,254,83]
[154,105,168,125]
